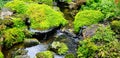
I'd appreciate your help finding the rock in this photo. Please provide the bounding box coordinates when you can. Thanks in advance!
[15,49,28,55]
[23,38,40,47]
[14,55,30,58]
[69,0,86,10]
[82,24,99,39]
[0,8,13,19]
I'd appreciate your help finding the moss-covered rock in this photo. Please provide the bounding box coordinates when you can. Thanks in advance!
[3,28,25,48]
[0,51,4,58]
[51,41,68,55]
[74,10,104,32]
[36,51,53,58]
[26,4,67,30]
[65,53,75,58]
[111,20,120,34]
[5,1,68,30]
[5,0,28,14]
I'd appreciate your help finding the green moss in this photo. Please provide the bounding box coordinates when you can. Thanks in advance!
[36,51,53,58]
[3,28,25,48]
[111,20,120,34]
[51,41,68,55]
[26,4,67,30]
[74,10,104,32]
[12,18,25,28]
[0,51,4,58]
[5,0,28,14]
[65,53,75,58]
[91,24,116,44]
[81,0,117,18]
[38,0,53,6]
[77,39,98,58]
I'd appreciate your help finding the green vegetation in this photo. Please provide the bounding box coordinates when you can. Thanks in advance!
[0,51,4,58]
[26,3,67,30]
[74,10,104,32]
[111,20,120,34]
[12,18,25,28]
[5,0,28,14]
[77,24,120,58]
[5,0,67,30]
[36,51,53,58]
[51,41,68,55]
[91,25,116,44]
[81,0,117,18]
[65,53,75,58]
[3,28,25,48]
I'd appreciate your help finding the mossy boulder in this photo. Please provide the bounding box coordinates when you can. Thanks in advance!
[5,1,68,30]
[3,28,25,48]
[74,10,104,32]
[111,20,120,34]
[26,4,67,30]
[0,51,4,58]
[51,41,68,55]
[36,51,54,58]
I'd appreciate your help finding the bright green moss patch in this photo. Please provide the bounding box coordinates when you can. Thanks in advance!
[3,28,25,48]
[0,51,4,58]
[51,41,68,55]
[36,51,54,58]
[5,1,67,30]
[26,4,67,30]
[81,0,117,18]
[5,0,28,14]
[12,18,25,28]
[74,10,104,32]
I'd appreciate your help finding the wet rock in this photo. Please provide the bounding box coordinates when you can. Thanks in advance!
[23,38,40,47]
[82,24,99,39]
[69,0,86,10]
[14,55,30,58]
[15,49,28,55]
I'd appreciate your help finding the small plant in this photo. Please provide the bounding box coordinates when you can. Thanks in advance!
[51,41,68,55]
[74,10,104,32]
[36,51,54,58]
[0,51,4,58]
[3,28,25,48]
